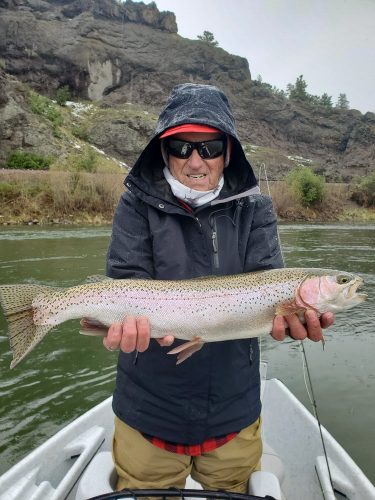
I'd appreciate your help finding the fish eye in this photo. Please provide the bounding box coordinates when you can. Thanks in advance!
[337,275,350,285]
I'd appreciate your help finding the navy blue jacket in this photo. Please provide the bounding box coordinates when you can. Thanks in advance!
[106,84,283,444]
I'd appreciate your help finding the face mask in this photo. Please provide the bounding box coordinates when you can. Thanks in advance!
[163,167,224,207]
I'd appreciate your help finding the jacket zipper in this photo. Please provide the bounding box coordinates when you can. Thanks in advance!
[209,217,220,269]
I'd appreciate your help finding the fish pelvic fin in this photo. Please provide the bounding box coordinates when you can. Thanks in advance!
[0,284,56,368]
[167,337,204,364]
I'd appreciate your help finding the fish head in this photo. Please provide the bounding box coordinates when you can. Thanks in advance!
[297,271,368,314]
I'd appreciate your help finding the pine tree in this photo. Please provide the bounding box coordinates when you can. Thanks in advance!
[288,75,309,101]
[320,93,333,107]
[336,93,350,109]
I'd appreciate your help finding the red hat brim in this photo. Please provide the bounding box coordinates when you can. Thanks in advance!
[159,124,220,139]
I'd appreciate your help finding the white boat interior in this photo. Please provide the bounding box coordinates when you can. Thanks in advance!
[0,363,374,500]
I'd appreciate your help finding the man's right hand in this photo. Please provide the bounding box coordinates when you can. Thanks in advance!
[103,316,174,353]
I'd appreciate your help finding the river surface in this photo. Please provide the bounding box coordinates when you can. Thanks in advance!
[0,224,374,483]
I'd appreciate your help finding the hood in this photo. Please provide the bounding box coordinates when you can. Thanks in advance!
[155,83,240,139]
[125,83,258,207]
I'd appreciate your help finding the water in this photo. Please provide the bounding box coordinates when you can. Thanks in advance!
[0,224,374,483]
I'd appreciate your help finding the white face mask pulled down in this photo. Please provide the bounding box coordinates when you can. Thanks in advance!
[163,167,224,208]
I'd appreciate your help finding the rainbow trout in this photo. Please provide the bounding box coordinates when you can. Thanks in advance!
[0,268,367,368]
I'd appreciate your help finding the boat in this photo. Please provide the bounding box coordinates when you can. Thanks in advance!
[0,363,374,500]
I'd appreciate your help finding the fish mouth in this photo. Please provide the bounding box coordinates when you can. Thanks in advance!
[348,277,368,302]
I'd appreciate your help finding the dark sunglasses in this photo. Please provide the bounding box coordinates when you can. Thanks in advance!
[165,137,226,160]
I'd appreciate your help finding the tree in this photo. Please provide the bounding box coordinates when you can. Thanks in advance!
[197,31,218,47]
[287,75,309,102]
[336,93,350,109]
[320,93,333,107]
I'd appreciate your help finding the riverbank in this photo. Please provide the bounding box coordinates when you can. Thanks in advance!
[1,169,374,225]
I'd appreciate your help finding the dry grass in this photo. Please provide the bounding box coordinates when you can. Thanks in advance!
[263,181,373,222]
[0,169,125,224]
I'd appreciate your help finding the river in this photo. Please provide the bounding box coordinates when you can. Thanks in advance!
[0,224,374,484]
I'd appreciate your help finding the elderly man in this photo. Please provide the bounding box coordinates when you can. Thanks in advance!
[105,83,334,492]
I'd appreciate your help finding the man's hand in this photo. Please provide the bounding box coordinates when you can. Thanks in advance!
[271,311,335,342]
[103,316,174,352]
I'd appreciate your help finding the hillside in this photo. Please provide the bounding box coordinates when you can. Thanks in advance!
[0,0,374,182]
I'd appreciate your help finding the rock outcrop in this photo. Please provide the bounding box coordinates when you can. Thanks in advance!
[0,69,60,163]
[0,0,374,180]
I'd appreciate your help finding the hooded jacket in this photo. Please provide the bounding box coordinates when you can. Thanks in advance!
[107,83,284,444]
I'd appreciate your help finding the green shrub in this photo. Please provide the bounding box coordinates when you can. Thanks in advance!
[69,149,98,173]
[6,150,53,170]
[286,167,325,206]
[350,173,375,207]
[72,125,89,141]
[56,85,71,106]
[28,91,63,127]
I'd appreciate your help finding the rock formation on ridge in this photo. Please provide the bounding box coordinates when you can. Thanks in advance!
[0,0,374,180]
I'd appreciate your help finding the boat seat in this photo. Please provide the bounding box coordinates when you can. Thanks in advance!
[75,444,285,500]
[261,443,285,484]
[75,451,202,500]
[75,451,116,500]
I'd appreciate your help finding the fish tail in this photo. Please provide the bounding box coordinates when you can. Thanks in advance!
[0,284,55,368]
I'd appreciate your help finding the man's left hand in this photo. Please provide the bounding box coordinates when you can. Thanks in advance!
[271,311,335,342]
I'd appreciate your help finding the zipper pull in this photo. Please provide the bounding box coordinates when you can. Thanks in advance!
[212,231,218,253]
[195,216,202,230]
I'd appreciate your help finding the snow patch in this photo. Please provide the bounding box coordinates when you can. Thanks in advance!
[287,155,312,164]
[66,101,94,117]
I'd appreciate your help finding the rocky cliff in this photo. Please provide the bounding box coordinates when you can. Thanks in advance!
[0,0,374,180]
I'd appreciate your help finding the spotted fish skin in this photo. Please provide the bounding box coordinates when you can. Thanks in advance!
[0,268,367,368]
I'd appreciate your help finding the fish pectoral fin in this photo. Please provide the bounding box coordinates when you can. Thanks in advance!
[276,301,306,317]
[167,337,204,364]
[79,318,108,337]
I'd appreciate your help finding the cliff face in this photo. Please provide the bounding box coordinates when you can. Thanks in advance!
[0,0,374,180]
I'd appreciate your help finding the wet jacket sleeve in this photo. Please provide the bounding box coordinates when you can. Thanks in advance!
[106,192,155,279]
[244,195,284,272]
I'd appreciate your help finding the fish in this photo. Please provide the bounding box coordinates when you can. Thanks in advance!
[0,268,367,368]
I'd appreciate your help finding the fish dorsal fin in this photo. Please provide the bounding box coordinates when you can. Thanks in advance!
[83,275,113,284]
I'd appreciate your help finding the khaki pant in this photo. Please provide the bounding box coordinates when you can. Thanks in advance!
[113,417,262,493]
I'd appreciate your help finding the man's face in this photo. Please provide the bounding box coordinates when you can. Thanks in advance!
[167,132,225,191]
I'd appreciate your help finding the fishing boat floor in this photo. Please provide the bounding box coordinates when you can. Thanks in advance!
[0,372,374,500]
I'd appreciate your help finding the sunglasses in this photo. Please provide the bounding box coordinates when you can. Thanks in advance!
[165,137,226,160]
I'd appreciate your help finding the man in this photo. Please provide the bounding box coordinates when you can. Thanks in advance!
[105,83,334,492]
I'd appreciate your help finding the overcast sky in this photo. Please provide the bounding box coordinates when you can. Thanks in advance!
[151,0,374,113]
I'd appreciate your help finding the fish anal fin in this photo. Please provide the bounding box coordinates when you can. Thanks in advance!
[167,337,204,364]
[79,318,108,337]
